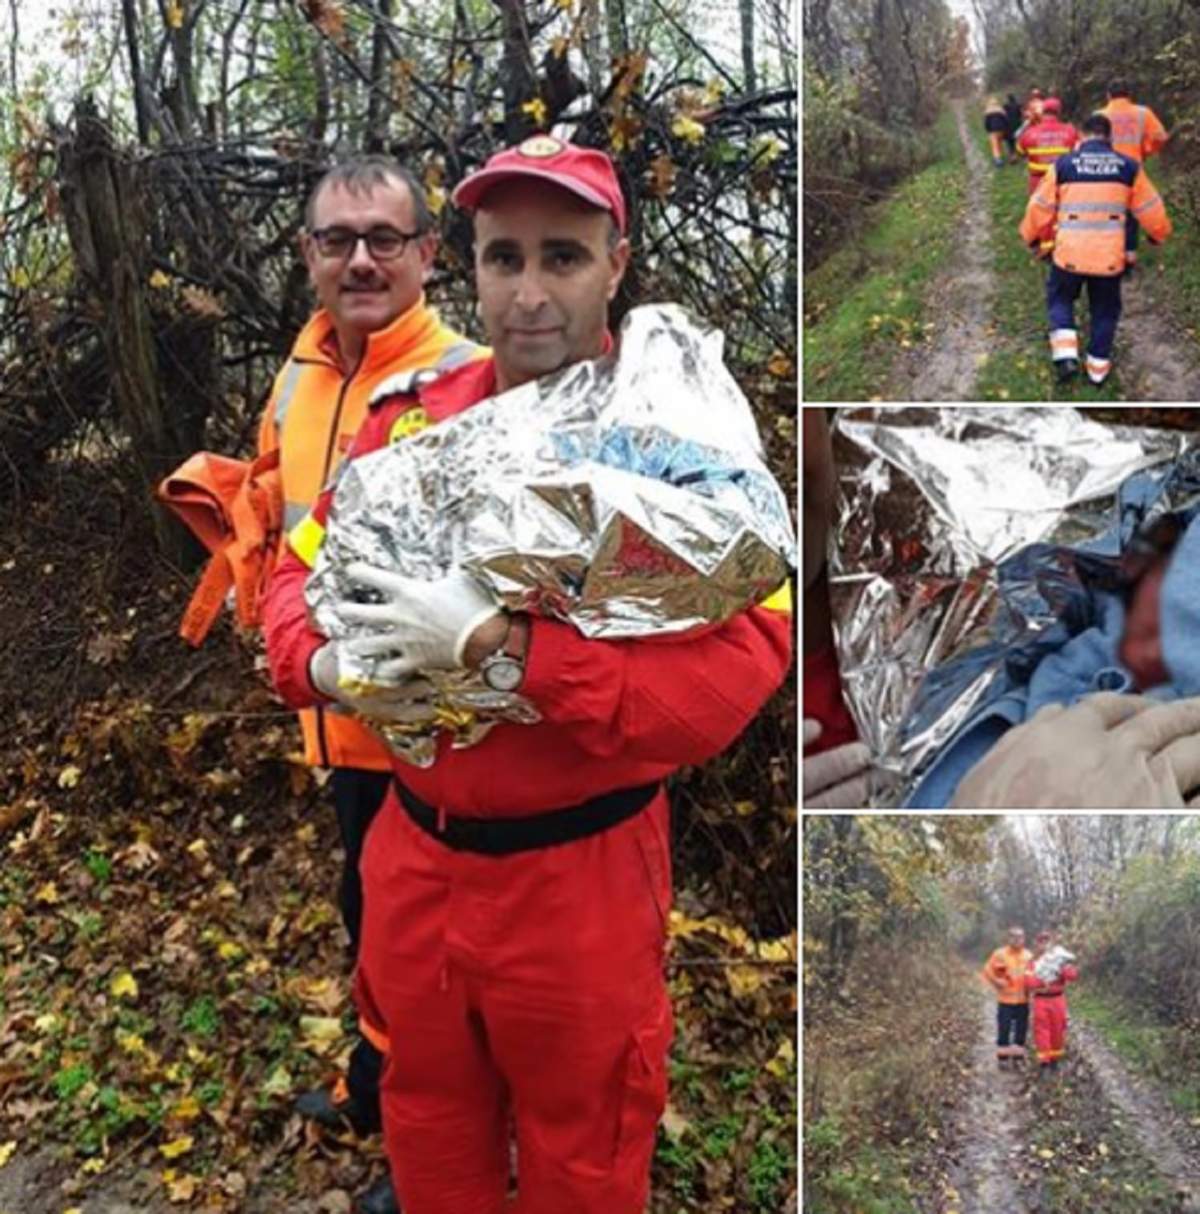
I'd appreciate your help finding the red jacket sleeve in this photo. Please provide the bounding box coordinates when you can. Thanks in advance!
[519,604,793,765]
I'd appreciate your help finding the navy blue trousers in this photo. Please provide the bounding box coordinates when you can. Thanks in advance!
[997,1002,1029,1048]
[1047,265,1123,359]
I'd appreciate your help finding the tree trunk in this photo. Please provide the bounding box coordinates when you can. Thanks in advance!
[56,98,199,561]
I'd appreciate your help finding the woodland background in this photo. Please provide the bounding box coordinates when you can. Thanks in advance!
[804,815,1200,1213]
[0,1,797,1210]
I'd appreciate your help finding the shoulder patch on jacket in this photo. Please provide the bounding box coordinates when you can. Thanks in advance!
[389,407,431,443]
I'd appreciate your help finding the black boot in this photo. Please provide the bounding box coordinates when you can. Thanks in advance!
[356,1173,401,1214]
[294,1080,376,1138]
[1056,358,1079,383]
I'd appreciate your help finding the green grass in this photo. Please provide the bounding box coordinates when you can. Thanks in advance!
[803,108,966,402]
[802,1115,920,1214]
[1071,986,1200,1118]
[1152,161,1200,341]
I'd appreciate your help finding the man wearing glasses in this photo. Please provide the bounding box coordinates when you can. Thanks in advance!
[257,155,479,1214]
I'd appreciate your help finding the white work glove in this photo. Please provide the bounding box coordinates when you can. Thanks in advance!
[335,563,502,676]
[803,719,872,809]
[309,641,439,723]
[951,692,1200,809]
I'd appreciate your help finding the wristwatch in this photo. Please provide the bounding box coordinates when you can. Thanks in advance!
[479,614,527,692]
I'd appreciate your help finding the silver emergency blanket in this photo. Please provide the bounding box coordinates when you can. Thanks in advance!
[1032,945,1076,984]
[307,303,795,766]
[829,407,1196,805]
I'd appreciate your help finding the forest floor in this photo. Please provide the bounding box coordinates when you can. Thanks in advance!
[943,977,1200,1214]
[0,474,797,1213]
[804,97,1200,402]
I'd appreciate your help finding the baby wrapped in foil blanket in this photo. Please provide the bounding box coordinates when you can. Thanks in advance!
[828,408,1200,806]
[306,303,795,765]
[1032,945,1076,985]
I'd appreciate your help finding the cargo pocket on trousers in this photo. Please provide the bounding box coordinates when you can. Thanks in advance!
[614,996,673,1168]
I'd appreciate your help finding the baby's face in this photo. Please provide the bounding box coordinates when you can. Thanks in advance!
[1120,555,1170,690]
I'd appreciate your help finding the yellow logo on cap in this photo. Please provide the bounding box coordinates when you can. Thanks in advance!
[518,135,564,159]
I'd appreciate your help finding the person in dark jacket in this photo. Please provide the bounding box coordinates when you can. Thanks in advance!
[1004,93,1022,157]
[984,96,1009,166]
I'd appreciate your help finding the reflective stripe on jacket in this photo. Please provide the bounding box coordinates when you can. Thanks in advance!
[256,299,482,770]
[1019,139,1172,276]
[1017,118,1079,174]
[1099,98,1168,164]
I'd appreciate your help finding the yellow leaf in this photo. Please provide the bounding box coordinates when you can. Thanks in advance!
[58,765,81,789]
[294,823,317,846]
[764,1037,795,1079]
[63,1208,83,1214]
[111,971,139,1000]
[10,266,31,289]
[167,1173,198,1203]
[299,1015,344,1055]
[555,0,572,9]
[671,115,706,145]
[426,185,446,216]
[0,1140,16,1167]
[1098,1142,1109,1156]
[80,1158,105,1175]
[703,79,724,105]
[148,269,171,289]
[171,1096,202,1123]
[34,881,60,904]
[117,1031,146,1054]
[159,1135,194,1160]
[1038,1148,1055,1159]
[733,800,757,817]
[726,965,765,999]
[165,1,184,29]
[766,352,793,378]
[521,97,548,129]
[217,940,243,961]
[34,1013,59,1034]
[186,838,208,859]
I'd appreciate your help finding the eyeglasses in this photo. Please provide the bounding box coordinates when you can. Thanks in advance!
[309,225,423,261]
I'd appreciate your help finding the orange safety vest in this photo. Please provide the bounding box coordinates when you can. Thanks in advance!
[1099,97,1168,164]
[983,945,1032,1005]
[256,297,482,770]
[1020,142,1172,277]
[158,448,284,645]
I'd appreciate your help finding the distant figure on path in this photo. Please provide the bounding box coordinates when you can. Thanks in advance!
[1025,930,1079,1072]
[982,926,1032,1070]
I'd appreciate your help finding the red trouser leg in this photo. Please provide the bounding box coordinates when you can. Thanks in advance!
[1033,996,1067,1064]
[358,788,673,1214]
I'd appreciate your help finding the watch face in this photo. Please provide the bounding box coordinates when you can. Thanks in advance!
[482,655,523,693]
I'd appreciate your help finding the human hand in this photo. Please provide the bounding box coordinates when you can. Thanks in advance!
[951,692,1200,809]
[309,641,439,722]
[336,564,502,674]
[803,720,872,808]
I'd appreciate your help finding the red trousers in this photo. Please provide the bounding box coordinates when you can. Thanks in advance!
[1032,993,1068,1064]
[357,787,673,1214]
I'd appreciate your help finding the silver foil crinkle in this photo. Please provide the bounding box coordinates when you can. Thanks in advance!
[829,407,1195,805]
[306,303,795,765]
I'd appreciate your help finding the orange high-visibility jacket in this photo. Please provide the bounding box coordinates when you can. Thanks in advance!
[1020,138,1172,277]
[157,448,284,646]
[1099,97,1168,164]
[256,298,481,771]
[983,945,1032,1005]
[1017,117,1079,178]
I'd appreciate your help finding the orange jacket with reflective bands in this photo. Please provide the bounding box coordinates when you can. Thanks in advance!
[257,298,481,771]
[1099,97,1168,164]
[1017,117,1079,176]
[1020,139,1172,277]
[983,945,1032,1005]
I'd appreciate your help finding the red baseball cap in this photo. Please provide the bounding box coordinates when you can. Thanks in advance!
[452,135,627,234]
[1043,96,1062,114]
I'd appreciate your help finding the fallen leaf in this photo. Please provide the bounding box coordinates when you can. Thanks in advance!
[110,971,139,1000]
[159,1135,194,1160]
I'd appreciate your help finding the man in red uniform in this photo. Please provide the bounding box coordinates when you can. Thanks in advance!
[1025,931,1079,1072]
[264,137,792,1214]
[1017,97,1078,196]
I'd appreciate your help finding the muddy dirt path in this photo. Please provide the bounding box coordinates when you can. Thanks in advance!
[1115,273,1200,401]
[946,993,1032,1214]
[887,99,995,402]
[1071,1019,1200,1211]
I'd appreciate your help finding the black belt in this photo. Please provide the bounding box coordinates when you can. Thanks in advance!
[394,779,660,856]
